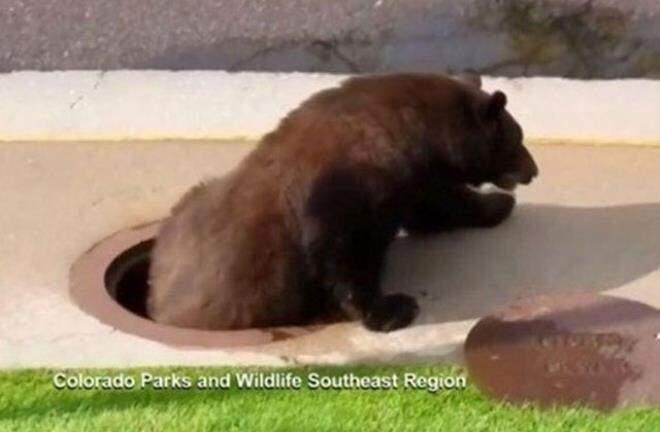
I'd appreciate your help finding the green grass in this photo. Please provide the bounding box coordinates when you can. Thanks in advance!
[0,365,658,432]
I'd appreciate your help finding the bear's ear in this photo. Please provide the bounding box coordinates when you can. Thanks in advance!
[481,90,507,120]
[455,72,482,89]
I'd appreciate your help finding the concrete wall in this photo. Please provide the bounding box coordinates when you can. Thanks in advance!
[1,71,659,144]
[1,0,659,78]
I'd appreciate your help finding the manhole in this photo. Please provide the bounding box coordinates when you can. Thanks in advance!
[464,293,660,411]
[69,221,335,348]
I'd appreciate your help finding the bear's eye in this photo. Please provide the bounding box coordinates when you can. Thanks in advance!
[510,121,523,143]
[492,118,506,146]
[498,116,523,146]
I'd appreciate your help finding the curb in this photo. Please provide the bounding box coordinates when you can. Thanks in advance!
[0,71,659,145]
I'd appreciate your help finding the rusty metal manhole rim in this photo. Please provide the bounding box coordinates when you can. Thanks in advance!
[69,221,325,349]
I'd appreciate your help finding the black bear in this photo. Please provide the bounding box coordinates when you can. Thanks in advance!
[147,73,538,332]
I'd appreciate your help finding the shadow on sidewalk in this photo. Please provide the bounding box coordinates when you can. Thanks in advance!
[384,202,660,324]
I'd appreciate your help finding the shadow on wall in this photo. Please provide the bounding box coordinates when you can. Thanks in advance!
[384,203,660,325]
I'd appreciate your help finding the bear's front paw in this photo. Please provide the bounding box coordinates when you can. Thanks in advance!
[478,192,515,227]
[363,294,419,332]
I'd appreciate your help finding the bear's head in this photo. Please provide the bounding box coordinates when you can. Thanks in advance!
[420,73,539,190]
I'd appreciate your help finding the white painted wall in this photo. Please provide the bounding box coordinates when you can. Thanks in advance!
[0,71,658,144]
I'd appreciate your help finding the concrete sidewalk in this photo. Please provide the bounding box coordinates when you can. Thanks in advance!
[1,141,660,368]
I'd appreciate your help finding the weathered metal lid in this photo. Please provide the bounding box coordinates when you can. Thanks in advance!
[465,293,660,410]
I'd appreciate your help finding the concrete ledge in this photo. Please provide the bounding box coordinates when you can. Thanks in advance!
[0,71,659,145]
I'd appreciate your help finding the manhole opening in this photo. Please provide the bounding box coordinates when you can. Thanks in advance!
[103,236,345,327]
[104,239,154,319]
[70,221,343,348]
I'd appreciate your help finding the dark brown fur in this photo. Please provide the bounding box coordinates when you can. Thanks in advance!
[147,73,538,332]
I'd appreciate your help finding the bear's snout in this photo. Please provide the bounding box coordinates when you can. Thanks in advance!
[517,147,539,185]
[494,147,538,190]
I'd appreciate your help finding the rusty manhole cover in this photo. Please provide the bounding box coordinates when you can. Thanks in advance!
[464,293,660,410]
[69,221,338,349]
